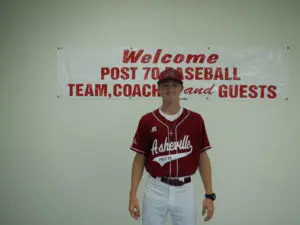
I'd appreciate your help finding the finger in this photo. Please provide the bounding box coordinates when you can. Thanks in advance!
[202,206,206,216]
[134,208,140,216]
[204,209,214,221]
[204,215,211,222]
[129,206,138,219]
[133,207,141,219]
[204,212,211,221]
[135,204,140,213]
[129,207,135,218]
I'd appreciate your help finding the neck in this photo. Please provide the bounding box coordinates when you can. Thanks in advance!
[160,100,181,115]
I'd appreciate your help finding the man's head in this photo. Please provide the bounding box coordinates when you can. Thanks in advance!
[157,68,183,85]
[157,68,184,102]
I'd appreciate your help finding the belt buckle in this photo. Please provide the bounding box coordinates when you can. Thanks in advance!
[174,179,183,186]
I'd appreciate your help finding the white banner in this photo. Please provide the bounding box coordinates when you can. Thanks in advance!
[56,46,290,100]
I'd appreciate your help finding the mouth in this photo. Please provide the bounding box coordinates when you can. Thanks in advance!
[165,93,177,98]
[166,92,176,95]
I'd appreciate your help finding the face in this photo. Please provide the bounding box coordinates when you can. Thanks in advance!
[158,80,183,102]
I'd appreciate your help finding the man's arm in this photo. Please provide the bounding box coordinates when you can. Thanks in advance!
[128,152,145,220]
[130,152,145,196]
[199,150,215,222]
[198,151,213,194]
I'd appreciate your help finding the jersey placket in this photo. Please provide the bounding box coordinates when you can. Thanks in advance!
[168,121,178,177]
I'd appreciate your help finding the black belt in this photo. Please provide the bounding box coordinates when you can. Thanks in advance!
[151,174,191,186]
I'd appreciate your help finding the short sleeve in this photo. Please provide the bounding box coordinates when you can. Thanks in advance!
[130,117,149,155]
[199,118,212,152]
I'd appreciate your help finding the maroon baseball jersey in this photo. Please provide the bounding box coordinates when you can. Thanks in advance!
[130,108,211,177]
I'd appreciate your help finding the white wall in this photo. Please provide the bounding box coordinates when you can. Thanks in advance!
[1,1,299,225]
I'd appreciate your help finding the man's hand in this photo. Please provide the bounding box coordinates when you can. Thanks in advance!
[202,198,214,222]
[128,195,141,220]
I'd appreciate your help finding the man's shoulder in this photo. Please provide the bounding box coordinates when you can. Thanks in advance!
[137,109,159,123]
[185,108,205,121]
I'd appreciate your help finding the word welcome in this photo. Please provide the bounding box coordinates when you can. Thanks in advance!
[122,49,219,64]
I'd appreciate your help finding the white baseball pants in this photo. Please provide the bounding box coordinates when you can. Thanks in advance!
[142,175,197,225]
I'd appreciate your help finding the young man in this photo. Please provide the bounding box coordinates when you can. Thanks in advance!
[128,68,215,225]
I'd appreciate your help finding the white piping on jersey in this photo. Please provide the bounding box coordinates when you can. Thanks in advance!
[152,112,172,177]
[130,147,146,155]
[174,110,191,177]
[200,145,211,152]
